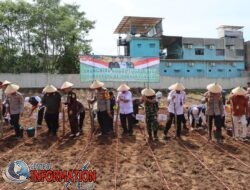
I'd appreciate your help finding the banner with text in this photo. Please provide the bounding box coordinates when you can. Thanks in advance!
[80,55,160,82]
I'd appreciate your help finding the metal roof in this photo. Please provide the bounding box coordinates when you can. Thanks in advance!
[217,25,244,30]
[114,16,163,34]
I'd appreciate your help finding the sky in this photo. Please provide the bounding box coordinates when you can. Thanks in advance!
[63,0,250,55]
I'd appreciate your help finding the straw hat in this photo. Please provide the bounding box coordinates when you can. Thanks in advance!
[5,84,19,94]
[43,84,57,93]
[2,80,11,86]
[206,83,222,93]
[191,107,199,115]
[90,80,104,89]
[231,86,247,96]
[61,81,73,89]
[141,88,155,96]
[117,84,130,92]
[168,82,185,91]
[24,97,30,102]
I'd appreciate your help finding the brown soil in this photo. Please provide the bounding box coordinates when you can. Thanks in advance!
[0,92,250,190]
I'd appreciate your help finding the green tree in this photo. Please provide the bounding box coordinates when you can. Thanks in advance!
[0,0,94,73]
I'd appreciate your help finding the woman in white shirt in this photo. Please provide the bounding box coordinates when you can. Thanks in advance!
[117,84,134,136]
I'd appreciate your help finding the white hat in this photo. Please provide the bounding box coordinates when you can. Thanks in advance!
[231,86,247,96]
[117,84,130,92]
[169,82,185,91]
[206,83,222,93]
[5,84,20,94]
[90,80,104,89]
[24,97,30,102]
[141,88,155,96]
[155,91,162,99]
[43,85,57,93]
[2,80,11,86]
[192,107,199,115]
[61,81,74,89]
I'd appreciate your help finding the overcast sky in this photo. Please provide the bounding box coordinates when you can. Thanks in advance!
[63,0,250,55]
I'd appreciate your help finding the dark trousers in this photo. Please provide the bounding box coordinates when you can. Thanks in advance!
[78,111,85,132]
[68,112,79,134]
[208,115,222,139]
[45,112,59,136]
[37,106,45,125]
[120,113,133,135]
[164,112,182,137]
[10,114,21,137]
[97,111,110,135]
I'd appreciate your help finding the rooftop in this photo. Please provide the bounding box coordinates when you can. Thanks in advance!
[114,16,163,34]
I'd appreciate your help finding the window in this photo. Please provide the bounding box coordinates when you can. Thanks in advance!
[149,43,155,48]
[208,69,211,72]
[184,44,193,49]
[187,70,190,72]
[226,45,234,50]
[216,49,225,56]
[195,48,204,55]
[206,45,215,49]
[236,49,244,56]
[137,44,142,48]
[229,69,231,72]
[164,70,167,73]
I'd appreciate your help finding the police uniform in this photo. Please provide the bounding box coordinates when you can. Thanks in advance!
[94,88,111,135]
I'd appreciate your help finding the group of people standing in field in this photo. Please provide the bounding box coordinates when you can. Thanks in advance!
[0,79,249,143]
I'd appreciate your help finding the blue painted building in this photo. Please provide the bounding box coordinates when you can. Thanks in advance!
[114,16,246,78]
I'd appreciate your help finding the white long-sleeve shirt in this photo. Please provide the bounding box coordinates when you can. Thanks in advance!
[167,90,186,115]
[117,91,133,114]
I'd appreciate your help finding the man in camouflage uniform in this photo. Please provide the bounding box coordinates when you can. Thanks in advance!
[141,88,159,141]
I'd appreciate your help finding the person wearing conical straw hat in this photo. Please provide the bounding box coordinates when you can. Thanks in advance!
[1,80,12,124]
[117,83,134,136]
[61,81,80,137]
[25,95,44,129]
[41,84,61,137]
[164,82,186,140]
[5,84,24,138]
[141,87,159,141]
[204,82,224,143]
[228,86,248,141]
[88,80,112,136]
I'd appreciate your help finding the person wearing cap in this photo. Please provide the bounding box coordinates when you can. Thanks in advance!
[141,88,159,141]
[61,81,80,137]
[1,80,11,124]
[5,84,24,137]
[42,85,61,137]
[164,82,186,139]
[88,80,112,136]
[188,104,207,130]
[204,83,224,143]
[25,96,45,128]
[228,87,248,141]
[117,84,134,136]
